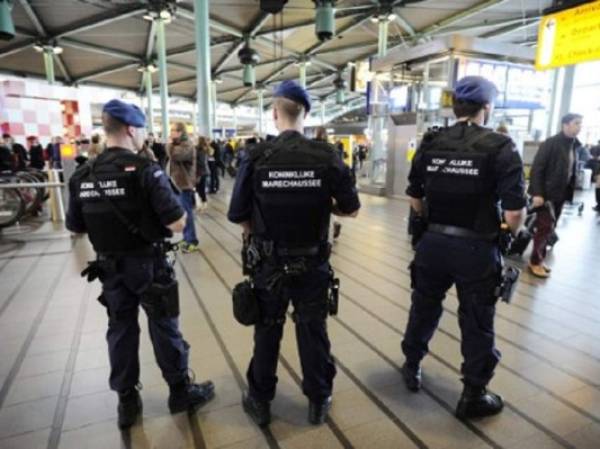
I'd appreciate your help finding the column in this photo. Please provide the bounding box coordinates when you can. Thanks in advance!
[194,0,212,138]
[299,62,307,88]
[144,70,154,133]
[211,80,218,132]
[155,17,170,139]
[232,106,238,136]
[257,88,264,136]
[377,18,389,58]
[43,49,55,84]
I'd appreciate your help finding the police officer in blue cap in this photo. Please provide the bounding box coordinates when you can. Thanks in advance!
[401,76,526,419]
[66,100,215,429]
[228,81,360,426]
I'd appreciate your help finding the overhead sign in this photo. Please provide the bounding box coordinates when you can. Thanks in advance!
[536,0,600,70]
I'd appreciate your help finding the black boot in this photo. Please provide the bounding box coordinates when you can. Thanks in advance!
[401,362,422,392]
[168,376,215,413]
[455,383,503,419]
[242,390,271,427]
[117,388,142,429]
[594,188,600,211]
[308,396,332,425]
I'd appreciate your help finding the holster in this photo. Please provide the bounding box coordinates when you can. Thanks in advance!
[408,214,426,249]
[328,269,340,316]
[495,264,520,304]
[140,279,180,319]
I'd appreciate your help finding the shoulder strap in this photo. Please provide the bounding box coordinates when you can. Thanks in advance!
[88,158,150,243]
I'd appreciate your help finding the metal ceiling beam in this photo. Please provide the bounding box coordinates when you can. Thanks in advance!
[252,36,338,72]
[53,5,147,39]
[232,58,294,104]
[145,20,157,60]
[432,15,542,37]
[393,10,416,36]
[314,41,378,55]
[213,11,270,75]
[416,0,509,39]
[218,57,292,76]
[74,62,139,83]
[253,6,376,38]
[16,0,72,82]
[480,18,539,39]
[59,39,139,61]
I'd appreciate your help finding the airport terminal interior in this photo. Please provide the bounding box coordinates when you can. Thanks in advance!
[2,0,600,448]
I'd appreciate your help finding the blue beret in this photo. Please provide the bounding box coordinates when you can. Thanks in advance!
[274,80,311,113]
[103,99,146,128]
[454,76,498,105]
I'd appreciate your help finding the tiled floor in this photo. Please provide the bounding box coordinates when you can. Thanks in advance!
[1,187,600,449]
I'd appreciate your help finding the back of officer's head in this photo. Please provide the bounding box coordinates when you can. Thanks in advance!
[452,76,497,124]
[272,81,311,132]
[102,99,146,152]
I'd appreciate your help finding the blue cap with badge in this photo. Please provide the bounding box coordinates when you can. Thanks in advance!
[453,76,498,105]
[103,99,146,128]
[274,80,311,113]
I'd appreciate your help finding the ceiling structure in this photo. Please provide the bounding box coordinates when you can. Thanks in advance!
[0,0,554,110]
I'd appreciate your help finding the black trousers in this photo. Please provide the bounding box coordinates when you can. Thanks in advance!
[247,262,336,402]
[196,175,208,203]
[208,161,219,193]
[402,232,501,387]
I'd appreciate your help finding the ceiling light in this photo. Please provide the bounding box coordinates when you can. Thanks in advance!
[53,46,63,55]
[387,13,396,21]
[213,78,223,84]
[159,10,172,21]
[33,43,43,53]
[147,63,158,73]
[370,17,378,23]
[143,13,155,21]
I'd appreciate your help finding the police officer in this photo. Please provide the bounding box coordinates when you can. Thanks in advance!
[401,76,526,419]
[228,81,360,427]
[66,100,214,429]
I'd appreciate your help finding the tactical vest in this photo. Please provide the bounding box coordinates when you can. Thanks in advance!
[422,125,505,235]
[249,134,333,247]
[72,148,168,255]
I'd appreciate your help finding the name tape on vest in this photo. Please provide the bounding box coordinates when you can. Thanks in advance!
[261,170,322,189]
[426,158,480,176]
[79,180,126,199]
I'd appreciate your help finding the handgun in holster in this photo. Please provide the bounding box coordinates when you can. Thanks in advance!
[328,269,340,316]
[495,265,520,304]
[141,249,180,319]
[242,236,262,276]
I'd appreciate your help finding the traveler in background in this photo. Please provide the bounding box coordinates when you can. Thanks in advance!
[88,134,104,159]
[314,127,342,241]
[528,113,582,277]
[196,136,210,211]
[27,136,45,170]
[0,135,12,172]
[208,140,220,193]
[45,136,63,170]
[3,134,28,171]
[148,132,168,168]
[168,122,199,253]
[496,125,510,136]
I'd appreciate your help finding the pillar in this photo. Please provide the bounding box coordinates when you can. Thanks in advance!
[232,106,238,135]
[144,71,154,134]
[557,65,576,133]
[211,80,218,132]
[43,50,55,84]
[299,62,307,89]
[257,89,264,136]
[194,0,212,138]
[156,17,170,139]
[377,18,389,58]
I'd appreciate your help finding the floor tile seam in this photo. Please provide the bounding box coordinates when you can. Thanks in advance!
[188,244,352,449]
[47,282,92,449]
[333,237,600,328]
[0,241,26,274]
[203,208,600,378]
[178,257,282,449]
[196,220,493,449]
[329,256,600,369]
[335,288,600,424]
[0,240,54,318]
[207,201,600,316]
[334,289,595,449]
[0,425,52,442]
[0,251,72,410]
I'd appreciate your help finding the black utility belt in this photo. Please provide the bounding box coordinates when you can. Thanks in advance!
[427,224,497,241]
[253,240,329,258]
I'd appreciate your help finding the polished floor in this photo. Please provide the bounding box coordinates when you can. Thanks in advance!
[1,187,600,449]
